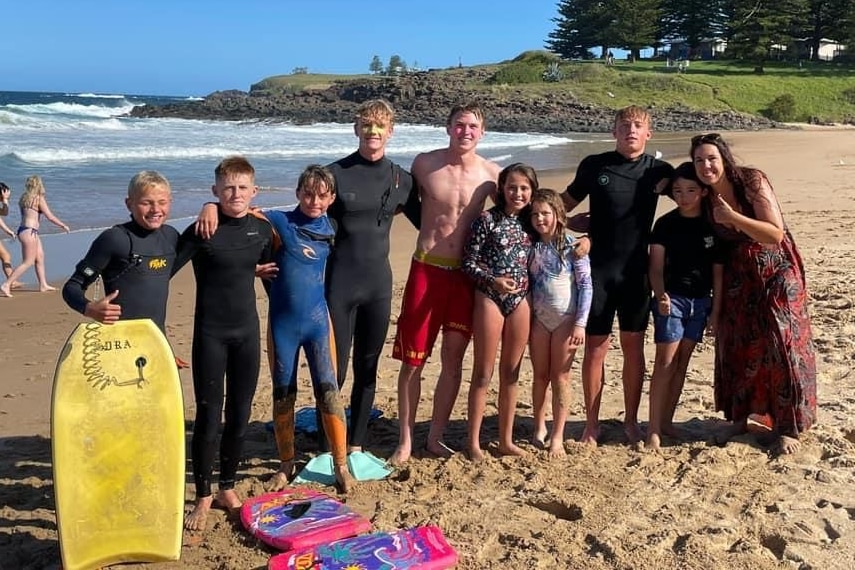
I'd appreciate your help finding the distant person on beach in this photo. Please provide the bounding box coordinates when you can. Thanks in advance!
[462,163,535,460]
[1,175,70,297]
[528,188,592,458]
[646,162,723,451]
[0,182,18,284]
[560,105,673,446]
[389,102,501,465]
[62,171,180,333]
[253,165,355,493]
[177,156,274,531]
[691,133,816,454]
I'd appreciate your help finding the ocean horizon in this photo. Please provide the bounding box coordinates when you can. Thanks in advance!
[0,89,689,283]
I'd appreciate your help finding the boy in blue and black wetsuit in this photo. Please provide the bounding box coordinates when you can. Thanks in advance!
[178,156,274,532]
[262,165,354,493]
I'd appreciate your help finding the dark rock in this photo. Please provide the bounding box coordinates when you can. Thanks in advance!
[129,70,775,133]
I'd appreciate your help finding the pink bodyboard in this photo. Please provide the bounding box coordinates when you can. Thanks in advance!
[269,525,458,570]
[240,488,372,552]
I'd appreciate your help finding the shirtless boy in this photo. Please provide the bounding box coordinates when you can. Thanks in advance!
[389,103,501,465]
[560,105,673,446]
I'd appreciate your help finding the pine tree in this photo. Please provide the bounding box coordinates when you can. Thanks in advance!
[369,55,383,74]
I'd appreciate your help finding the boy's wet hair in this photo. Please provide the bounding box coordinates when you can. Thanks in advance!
[663,161,703,198]
[215,155,255,182]
[127,171,171,200]
[356,99,395,126]
[297,164,336,196]
[614,105,651,127]
[447,102,486,130]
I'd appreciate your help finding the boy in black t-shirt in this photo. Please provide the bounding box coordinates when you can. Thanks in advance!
[646,162,723,450]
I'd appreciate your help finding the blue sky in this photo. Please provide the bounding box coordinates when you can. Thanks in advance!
[2,1,561,96]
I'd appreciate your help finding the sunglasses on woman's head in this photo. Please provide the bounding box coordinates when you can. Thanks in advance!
[691,133,723,146]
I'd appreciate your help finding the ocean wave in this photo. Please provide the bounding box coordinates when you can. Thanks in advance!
[2,101,136,118]
[73,93,127,99]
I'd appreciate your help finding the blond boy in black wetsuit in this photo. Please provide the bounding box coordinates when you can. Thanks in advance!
[560,105,674,447]
[177,156,274,532]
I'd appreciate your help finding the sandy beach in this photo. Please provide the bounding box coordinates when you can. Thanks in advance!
[2,128,855,569]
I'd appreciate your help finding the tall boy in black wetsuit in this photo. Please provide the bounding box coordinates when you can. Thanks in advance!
[62,171,179,331]
[178,156,273,532]
[560,105,674,446]
[324,99,419,452]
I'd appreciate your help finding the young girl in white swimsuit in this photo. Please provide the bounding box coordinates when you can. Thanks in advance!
[528,188,592,457]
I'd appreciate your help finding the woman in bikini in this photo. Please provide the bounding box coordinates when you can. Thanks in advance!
[1,175,70,297]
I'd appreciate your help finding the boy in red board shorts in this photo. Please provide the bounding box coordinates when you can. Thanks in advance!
[388,103,501,464]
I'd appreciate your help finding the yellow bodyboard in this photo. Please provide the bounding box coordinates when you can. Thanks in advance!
[51,319,185,570]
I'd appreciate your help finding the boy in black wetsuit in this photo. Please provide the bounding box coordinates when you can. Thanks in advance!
[178,156,274,532]
[560,105,674,446]
[324,99,419,452]
[62,171,179,332]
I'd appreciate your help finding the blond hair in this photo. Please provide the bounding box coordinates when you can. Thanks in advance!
[127,170,171,200]
[19,175,45,209]
[614,105,651,127]
[356,99,395,126]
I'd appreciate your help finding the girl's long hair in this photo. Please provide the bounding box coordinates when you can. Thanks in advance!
[19,175,45,210]
[530,187,567,256]
[495,162,538,214]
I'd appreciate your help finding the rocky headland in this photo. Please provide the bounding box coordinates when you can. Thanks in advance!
[130,68,776,133]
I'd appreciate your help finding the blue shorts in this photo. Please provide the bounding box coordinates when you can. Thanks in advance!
[651,294,710,344]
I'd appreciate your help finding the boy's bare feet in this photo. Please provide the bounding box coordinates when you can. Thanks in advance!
[334,464,355,494]
[497,442,527,457]
[425,440,454,459]
[547,439,566,458]
[266,460,295,492]
[466,446,486,462]
[624,422,643,444]
[646,433,662,451]
[0,283,12,297]
[185,495,213,531]
[579,425,599,447]
[213,489,242,512]
[39,284,57,292]
[777,434,801,455]
[388,444,411,466]
[531,427,548,449]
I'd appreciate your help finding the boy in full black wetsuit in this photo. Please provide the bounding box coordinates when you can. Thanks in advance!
[179,156,274,532]
[62,171,179,332]
[560,105,674,447]
[324,99,419,452]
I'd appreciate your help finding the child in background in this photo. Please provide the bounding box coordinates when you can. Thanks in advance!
[177,156,274,531]
[463,163,535,461]
[528,188,593,457]
[261,165,355,493]
[1,175,70,297]
[0,182,17,283]
[646,162,723,451]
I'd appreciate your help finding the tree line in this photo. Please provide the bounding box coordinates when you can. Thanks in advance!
[546,0,854,67]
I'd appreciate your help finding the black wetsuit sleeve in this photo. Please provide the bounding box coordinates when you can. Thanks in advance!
[400,174,421,230]
[62,228,128,315]
[172,227,202,276]
[566,156,596,203]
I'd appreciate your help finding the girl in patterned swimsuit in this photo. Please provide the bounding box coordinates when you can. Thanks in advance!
[528,188,592,457]
[463,163,535,460]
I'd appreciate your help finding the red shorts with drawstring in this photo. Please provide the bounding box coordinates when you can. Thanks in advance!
[392,257,474,366]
